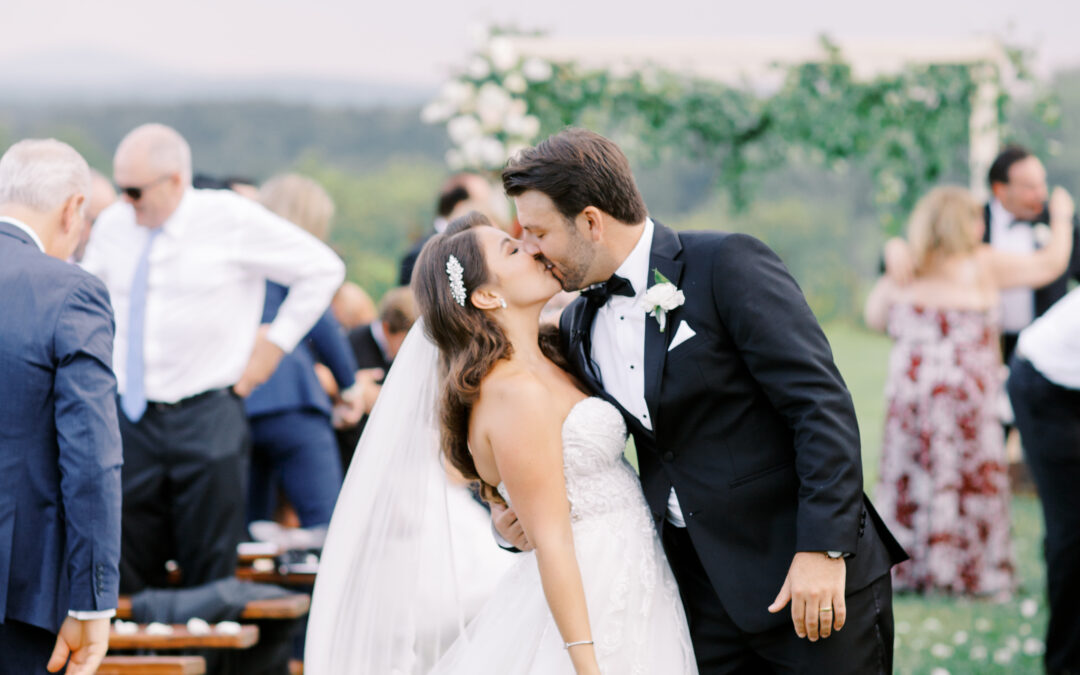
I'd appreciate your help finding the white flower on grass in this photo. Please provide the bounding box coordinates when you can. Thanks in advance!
[930,643,954,659]
[522,57,553,82]
[447,115,483,146]
[488,36,517,72]
[952,630,968,645]
[975,617,993,632]
[1023,637,1045,656]
[930,668,950,675]
[993,647,1014,664]
[1021,598,1039,618]
[970,645,988,660]
[467,57,491,80]
[922,617,943,632]
[504,72,528,94]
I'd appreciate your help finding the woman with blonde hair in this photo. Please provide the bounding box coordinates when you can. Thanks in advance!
[865,184,1074,597]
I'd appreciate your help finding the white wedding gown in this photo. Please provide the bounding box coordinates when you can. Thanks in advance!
[431,397,698,674]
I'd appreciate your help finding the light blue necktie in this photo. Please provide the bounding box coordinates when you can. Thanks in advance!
[121,228,161,422]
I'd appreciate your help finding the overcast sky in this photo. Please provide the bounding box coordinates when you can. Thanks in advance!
[4,0,1079,86]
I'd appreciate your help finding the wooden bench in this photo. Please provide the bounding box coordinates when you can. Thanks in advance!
[116,593,310,621]
[108,624,259,650]
[233,568,317,586]
[99,656,206,675]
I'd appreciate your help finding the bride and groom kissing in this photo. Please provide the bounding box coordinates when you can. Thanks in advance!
[307,128,907,674]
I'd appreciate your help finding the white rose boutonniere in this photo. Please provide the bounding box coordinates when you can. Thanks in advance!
[640,269,685,332]
[1033,223,1052,248]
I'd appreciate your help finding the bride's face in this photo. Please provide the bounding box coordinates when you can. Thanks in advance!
[473,225,562,308]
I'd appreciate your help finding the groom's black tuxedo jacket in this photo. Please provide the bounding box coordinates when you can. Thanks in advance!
[559,222,907,633]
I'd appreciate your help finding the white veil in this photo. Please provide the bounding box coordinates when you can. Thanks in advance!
[305,320,506,673]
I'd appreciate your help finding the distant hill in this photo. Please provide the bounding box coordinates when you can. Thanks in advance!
[0,48,434,107]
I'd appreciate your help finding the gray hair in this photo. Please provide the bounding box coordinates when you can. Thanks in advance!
[116,123,192,183]
[0,139,91,213]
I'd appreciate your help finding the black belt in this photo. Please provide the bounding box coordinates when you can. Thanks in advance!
[147,387,231,413]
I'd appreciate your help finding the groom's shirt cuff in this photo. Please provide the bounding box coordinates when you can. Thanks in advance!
[69,608,116,620]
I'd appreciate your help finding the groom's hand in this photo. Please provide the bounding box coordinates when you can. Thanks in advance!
[767,552,846,641]
[492,502,533,551]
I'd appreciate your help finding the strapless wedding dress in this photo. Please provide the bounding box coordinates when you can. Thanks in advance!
[431,397,697,674]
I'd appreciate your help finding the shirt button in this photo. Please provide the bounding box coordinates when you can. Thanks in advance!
[663,451,674,461]
[620,316,624,320]
[629,364,634,370]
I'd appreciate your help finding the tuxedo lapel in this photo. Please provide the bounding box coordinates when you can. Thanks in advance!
[643,222,684,432]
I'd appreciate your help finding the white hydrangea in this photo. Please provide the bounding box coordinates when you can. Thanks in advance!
[488,36,518,73]
[447,115,483,145]
[467,57,491,80]
[522,57,553,82]
[504,72,527,94]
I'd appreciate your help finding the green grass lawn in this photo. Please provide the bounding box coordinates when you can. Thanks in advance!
[826,322,1049,674]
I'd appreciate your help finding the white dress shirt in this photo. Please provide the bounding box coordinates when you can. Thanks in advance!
[1017,287,1080,390]
[81,189,345,403]
[2,217,118,621]
[989,199,1037,333]
[590,218,686,527]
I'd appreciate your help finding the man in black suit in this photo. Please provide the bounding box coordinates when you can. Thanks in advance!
[336,287,418,469]
[885,145,1080,362]
[497,129,906,673]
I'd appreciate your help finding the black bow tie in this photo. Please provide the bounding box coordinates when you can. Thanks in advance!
[581,274,635,307]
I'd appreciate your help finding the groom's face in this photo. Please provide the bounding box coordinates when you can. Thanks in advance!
[515,190,597,292]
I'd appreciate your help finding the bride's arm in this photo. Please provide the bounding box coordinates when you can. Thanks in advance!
[482,379,600,675]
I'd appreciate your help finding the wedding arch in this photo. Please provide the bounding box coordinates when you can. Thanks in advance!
[422,28,1047,231]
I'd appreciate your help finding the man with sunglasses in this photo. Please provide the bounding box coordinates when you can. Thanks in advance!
[80,123,345,594]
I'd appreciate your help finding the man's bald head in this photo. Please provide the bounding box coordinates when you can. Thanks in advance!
[113,124,192,228]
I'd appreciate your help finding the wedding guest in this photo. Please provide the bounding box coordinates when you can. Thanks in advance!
[245,173,362,528]
[80,124,344,593]
[330,281,377,331]
[865,185,1074,597]
[885,146,1080,362]
[0,139,121,674]
[399,173,498,285]
[1008,286,1080,674]
[72,169,116,262]
[336,286,418,470]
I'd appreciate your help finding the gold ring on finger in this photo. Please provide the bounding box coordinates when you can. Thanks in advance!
[820,607,832,612]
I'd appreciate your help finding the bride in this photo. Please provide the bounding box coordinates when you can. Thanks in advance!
[306,212,696,674]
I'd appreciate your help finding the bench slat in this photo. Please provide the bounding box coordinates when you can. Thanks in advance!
[109,624,259,650]
[99,656,206,675]
[116,593,309,620]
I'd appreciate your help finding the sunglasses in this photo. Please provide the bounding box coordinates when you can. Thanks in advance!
[117,174,172,201]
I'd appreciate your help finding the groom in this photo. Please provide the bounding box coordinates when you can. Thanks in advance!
[496,129,906,673]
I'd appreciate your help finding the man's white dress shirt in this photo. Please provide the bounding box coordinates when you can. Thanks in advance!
[989,199,1038,334]
[81,188,344,403]
[590,218,686,528]
[1018,286,1080,390]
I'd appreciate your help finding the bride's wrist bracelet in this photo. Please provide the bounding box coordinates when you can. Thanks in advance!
[564,640,594,650]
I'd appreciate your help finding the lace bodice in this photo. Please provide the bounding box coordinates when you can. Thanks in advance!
[497,397,642,522]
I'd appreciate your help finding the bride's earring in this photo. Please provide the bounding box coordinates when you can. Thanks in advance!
[499,298,508,309]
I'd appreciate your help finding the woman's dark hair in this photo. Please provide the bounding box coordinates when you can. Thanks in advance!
[502,128,648,225]
[412,211,565,504]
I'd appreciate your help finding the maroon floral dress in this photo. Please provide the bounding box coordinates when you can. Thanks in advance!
[874,303,1015,597]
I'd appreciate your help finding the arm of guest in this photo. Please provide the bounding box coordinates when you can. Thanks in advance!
[234,198,346,353]
[307,309,359,391]
[53,274,123,615]
[984,187,1075,290]
[710,234,863,555]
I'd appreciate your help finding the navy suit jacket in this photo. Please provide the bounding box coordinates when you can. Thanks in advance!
[245,282,357,418]
[0,220,122,633]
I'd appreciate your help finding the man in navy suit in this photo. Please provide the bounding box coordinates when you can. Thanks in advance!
[0,139,122,674]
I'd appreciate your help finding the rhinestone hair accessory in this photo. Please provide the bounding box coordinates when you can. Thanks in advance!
[446,255,467,307]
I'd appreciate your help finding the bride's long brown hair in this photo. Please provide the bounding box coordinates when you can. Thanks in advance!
[412,212,565,504]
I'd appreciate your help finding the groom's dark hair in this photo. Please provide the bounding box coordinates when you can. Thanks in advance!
[502,128,647,226]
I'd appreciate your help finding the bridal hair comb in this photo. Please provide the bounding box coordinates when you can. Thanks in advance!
[446,255,467,307]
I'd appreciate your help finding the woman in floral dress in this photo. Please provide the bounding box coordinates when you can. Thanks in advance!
[864,185,1074,597]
